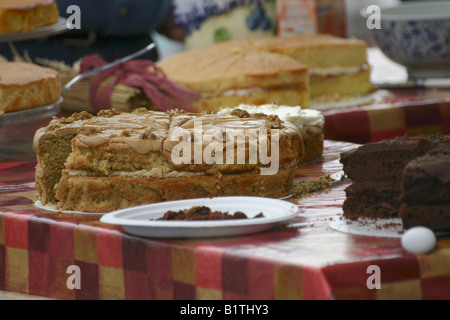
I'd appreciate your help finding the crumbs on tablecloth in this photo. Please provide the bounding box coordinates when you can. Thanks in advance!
[289,175,335,197]
[274,223,300,233]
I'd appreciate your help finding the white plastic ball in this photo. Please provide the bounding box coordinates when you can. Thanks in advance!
[401,226,437,254]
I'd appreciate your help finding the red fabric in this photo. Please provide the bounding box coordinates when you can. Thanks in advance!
[80,55,200,112]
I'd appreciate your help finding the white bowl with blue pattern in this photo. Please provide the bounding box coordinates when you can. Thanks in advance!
[366,1,450,79]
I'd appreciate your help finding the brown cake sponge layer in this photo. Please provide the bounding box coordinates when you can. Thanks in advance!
[55,165,296,212]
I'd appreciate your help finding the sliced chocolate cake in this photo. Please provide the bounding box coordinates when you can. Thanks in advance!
[399,144,450,232]
[340,135,449,231]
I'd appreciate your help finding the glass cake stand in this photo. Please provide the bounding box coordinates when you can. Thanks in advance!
[0,17,67,43]
[0,97,62,126]
[0,98,63,161]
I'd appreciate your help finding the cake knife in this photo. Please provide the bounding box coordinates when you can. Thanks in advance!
[61,42,156,92]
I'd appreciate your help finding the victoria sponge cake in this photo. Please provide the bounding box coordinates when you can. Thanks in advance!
[34,108,304,212]
[0,61,61,113]
[157,34,374,113]
[250,34,374,98]
[0,0,59,34]
[156,39,310,112]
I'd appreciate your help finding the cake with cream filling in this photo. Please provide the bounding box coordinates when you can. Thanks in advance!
[156,39,310,112]
[34,108,304,212]
[0,0,59,34]
[250,34,374,99]
[340,135,450,232]
[218,104,324,163]
[157,34,373,113]
[0,61,61,114]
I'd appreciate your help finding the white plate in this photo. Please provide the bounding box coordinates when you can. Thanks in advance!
[310,90,393,111]
[0,17,67,43]
[329,216,404,238]
[34,200,104,216]
[0,97,62,125]
[100,197,301,238]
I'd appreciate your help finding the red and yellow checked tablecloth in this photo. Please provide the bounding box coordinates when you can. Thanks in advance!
[1,140,449,300]
[324,94,450,144]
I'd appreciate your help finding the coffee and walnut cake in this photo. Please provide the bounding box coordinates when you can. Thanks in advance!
[34,108,306,212]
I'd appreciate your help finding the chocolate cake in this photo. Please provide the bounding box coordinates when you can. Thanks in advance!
[399,144,450,232]
[340,135,450,231]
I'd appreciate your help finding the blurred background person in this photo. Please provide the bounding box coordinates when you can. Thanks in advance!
[0,0,185,64]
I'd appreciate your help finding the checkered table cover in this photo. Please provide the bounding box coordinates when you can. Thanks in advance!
[1,140,449,300]
[324,96,450,144]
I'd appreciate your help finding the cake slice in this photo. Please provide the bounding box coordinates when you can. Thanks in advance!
[33,111,94,204]
[340,135,450,232]
[340,135,447,220]
[399,144,450,232]
[340,135,436,183]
